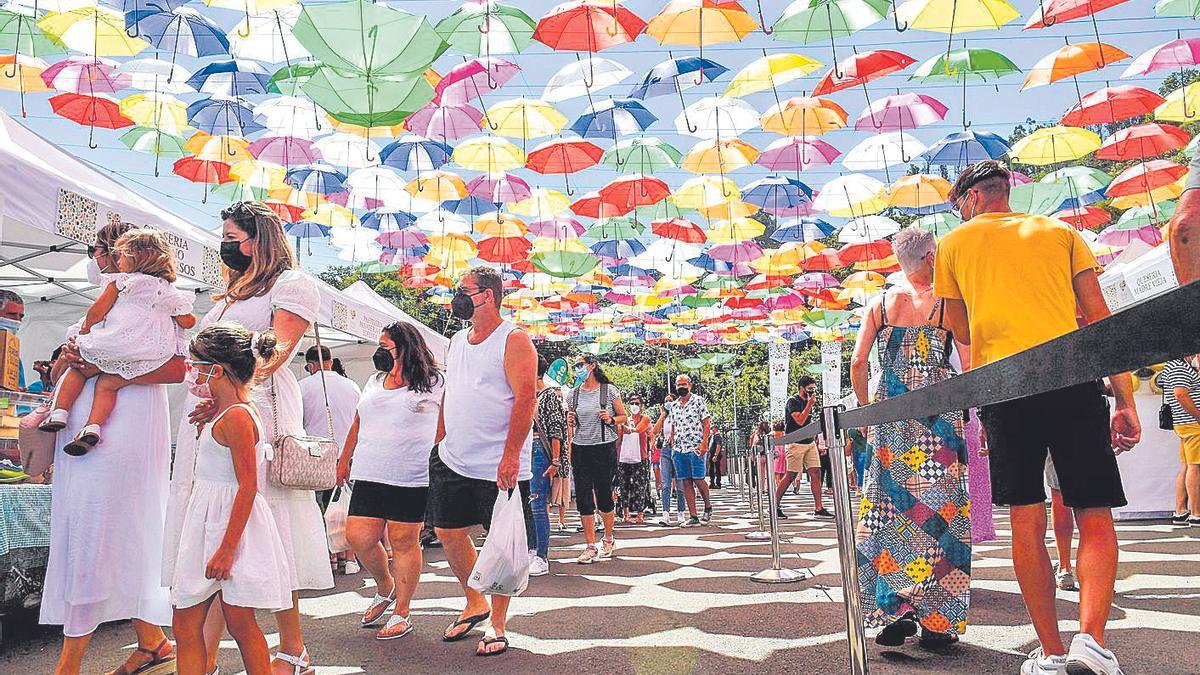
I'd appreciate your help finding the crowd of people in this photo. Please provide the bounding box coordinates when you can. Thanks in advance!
[11,153,1198,675]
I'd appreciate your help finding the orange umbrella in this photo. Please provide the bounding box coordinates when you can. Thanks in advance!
[1022,42,1130,90]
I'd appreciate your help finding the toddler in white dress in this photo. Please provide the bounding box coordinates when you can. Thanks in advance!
[40,228,195,454]
[167,322,293,675]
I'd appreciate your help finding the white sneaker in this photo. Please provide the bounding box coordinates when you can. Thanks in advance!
[598,538,615,560]
[528,556,549,577]
[658,512,675,526]
[1055,566,1077,591]
[343,560,361,575]
[1065,634,1124,675]
[576,546,598,564]
[1021,647,1067,675]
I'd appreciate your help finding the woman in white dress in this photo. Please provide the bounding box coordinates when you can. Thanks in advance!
[41,222,180,675]
[166,201,332,675]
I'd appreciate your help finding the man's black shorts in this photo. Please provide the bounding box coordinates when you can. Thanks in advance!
[427,446,530,530]
[979,382,1126,509]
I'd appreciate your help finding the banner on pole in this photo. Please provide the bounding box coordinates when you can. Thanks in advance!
[768,343,790,421]
[820,341,842,401]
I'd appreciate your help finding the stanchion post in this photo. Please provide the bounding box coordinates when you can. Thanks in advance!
[824,406,868,675]
[751,436,806,583]
[745,440,770,540]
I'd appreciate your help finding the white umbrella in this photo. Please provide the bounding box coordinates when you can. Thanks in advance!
[343,166,410,210]
[415,210,472,234]
[812,174,885,214]
[312,133,382,170]
[676,96,759,140]
[837,215,902,244]
[229,6,310,64]
[114,58,195,94]
[254,96,325,139]
[628,238,703,276]
[543,56,632,102]
[842,133,926,170]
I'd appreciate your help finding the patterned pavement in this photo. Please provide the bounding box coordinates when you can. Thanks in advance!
[2,482,1199,674]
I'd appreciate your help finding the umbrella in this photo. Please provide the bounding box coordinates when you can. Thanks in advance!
[920,129,1010,165]
[812,49,915,96]
[842,133,926,172]
[186,59,271,97]
[0,54,51,110]
[707,217,767,243]
[404,101,484,140]
[773,217,836,242]
[120,126,187,157]
[629,56,728,100]
[677,95,759,138]
[50,93,132,147]
[435,57,520,105]
[681,138,760,174]
[909,46,1020,127]
[1096,123,1190,161]
[760,96,848,135]
[812,174,887,216]
[888,174,953,209]
[1009,126,1101,165]
[533,0,646,52]
[114,58,194,93]
[227,6,310,64]
[435,1,536,56]
[652,217,708,244]
[253,96,323,139]
[510,188,571,218]
[570,98,657,139]
[602,137,682,173]
[855,92,946,131]
[485,98,568,141]
[1022,42,1131,91]
[1026,0,1132,29]
[379,136,453,172]
[41,56,127,95]
[477,236,533,264]
[1097,222,1163,247]
[173,156,230,201]
[453,135,525,171]
[542,56,632,101]
[292,0,447,78]
[286,164,346,194]
[838,215,901,243]
[1155,81,1200,122]
[127,7,229,61]
[529,215,587,239]
[119,92,188,135]
[407,170,467,201]
[38,6,148,56]
[1158,0,1200,17]
[1052,205,1110,230]
[474,213,527,238]
[742,175,814,213]
[646,0,759,61]
[725,52,823,97]
[301,67,435,128]
[1061,85,1165,126]
[895,0,1019,69]
[600,174,670,210]
[0,9,66,59]
[531,250,602,278]
[591,239,647,260]
[467,172,531,203]
[913,212,962,237]
[773,0,889,69]
[1106,160,1187,198]
[757,136,841,170]
[525,138,603,195]
[313,134,382,170]
[674,175,741,209]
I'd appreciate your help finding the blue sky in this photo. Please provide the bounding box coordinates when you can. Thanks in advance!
[0,0,1187,271]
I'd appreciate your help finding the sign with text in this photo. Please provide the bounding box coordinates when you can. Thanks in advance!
[768,343,790,421]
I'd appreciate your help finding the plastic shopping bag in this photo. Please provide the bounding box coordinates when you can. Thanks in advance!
[325,486,351,553]
[468,490,529,597]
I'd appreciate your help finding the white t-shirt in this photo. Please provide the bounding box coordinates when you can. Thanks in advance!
[350,373,443,488]
[298,370,361,450]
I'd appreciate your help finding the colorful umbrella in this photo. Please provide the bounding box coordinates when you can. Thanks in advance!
[920,129,1009,165]
[773,0,889,69]
[895,0,1018,71]
[1025,0,1132,29]
[681,138,760,174]
[1154,81,1200,122]
[41,56,128,95]
[1022,42,1131,90]
[1096,123,1190,161]
[533,0,647,52]
[570,98,657,139]
[760,96,848,135]
[452,135,525,171]
[542,56,632,101]
[405,101,484,140]
[629,56,728,100]
[757,136,841,170]
[525,138,603,195]
[292,0,447,78]
[1061,85,1165,126]
[435,1,536,56]
[1008,126,1101,165]
[855,92,946,131]
[678,95,759,138]
[909,46,1020,127]
[50,92,133,147]
[602,137,682,173]
[646,0,758,64]
[812,49,915,96]
[0,9,67,59]
[127,7,230,60]
[435,57,520,105]
[38,6,148,57]
[228,6,310,64]
[485,97,568,140]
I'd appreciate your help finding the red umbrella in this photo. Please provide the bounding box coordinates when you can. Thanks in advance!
[1060,85,1165,126]
[1025,0,1132,29]
[570,191,633,218]
[49,93,132,148]
[1106,160,1187,197]
[1096,123,1191,161]
[724,295,762,310]
[263,200,306,223]
[533,1,646,52]
[173,157,231,202]
[813,50,915,97]
[838,239,894,264]
[1052,205,1111,230]
[599,174,669,210]
[476,236,532,264]
[651,217,707,243]
[801,248,843,271]
[525,138,603,196]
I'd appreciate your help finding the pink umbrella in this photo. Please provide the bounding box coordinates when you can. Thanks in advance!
[467,172,532,203]
[404,102,484,141]
[855,93,948,132]
[763,290,806,311]
[1122,37,1200,77]
[693,329,724,346]
[248,136,320,166]
[1097,224,1163,247]
[757,137,840,171]
[327,191,383,211]
[763,200,820,218]
[434,57,521,106]
[528,215,585,239]
[793,272,840,290]
[375,226,428,249]
[708,241,764,263]
[42,56,129,95]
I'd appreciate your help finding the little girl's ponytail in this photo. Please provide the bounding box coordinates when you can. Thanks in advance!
[191,323,287,385]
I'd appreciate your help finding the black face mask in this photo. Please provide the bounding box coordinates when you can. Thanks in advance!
[676,386,690,397]
[372,347,394,372]
[450,291,477,320]
[219,241,253,272]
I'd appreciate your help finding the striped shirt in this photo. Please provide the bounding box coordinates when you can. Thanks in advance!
[569,384,620,446]
[1160,359,1200,426]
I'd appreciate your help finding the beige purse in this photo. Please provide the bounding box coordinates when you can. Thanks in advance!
[267,323,338,491]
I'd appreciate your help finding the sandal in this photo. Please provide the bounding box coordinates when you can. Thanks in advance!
[273,647,314,675]
[476,634,509,657]
[376,613,414,640]
[104,639,176,675]
[360,591,395,626]
[64,424,101,457]
[442,610,490,642]
[38,409,68,433]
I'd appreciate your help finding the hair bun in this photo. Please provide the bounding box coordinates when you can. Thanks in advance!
[254,330,279,361]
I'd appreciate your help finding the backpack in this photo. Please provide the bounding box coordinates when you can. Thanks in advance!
[569,382,613,442]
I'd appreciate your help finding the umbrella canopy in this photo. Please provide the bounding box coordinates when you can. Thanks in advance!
[1022,42,1131,89]
[542,56,632,101]
[1061,85,1165,126]
[533,0,647,52]
[1095,123,1190,161]
[435,57,520,105]
[725,53,823,97]
[894,0,1020,33]
[128,7,229,59]
[646,1,758,47]
[603,137,682,173]
[292,0,447,77]
[1025,0,1133,28]
[1009,126,1101,165]
[854,92,946,131]
[812,49,915,96]
[773,0,889,44]
[920,129,1010,165]
[38,6,148,56]
[629,56,728,99]
[485,98,567,139]
[760,96,848,135]
[405,101,483,140]
[677,96,759,139]
[570,98,657,138]
[681,138,760,174]
[757,136,841,170]
[434,1,536,56]
[909,47,1020,81]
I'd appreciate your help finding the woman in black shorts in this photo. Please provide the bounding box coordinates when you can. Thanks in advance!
[335,322,443,640]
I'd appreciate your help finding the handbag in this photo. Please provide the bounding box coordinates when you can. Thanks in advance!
[267,323,338,491]
[18,401,56,476]
[1160,403,1174,431]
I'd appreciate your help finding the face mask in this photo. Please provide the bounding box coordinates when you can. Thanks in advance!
[219,241,253,272]
[676,386,689,397]
[86,258,102,285]
[372,347,395,372]
[573,366,587,387]
[185,364,216,399]
[0,316,20,334]
[450,291,479,320]
[630,405,641,415]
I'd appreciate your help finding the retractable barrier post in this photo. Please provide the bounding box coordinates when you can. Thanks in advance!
[823,406,868,674]
[745,442,770,541]
[751,436,806,583]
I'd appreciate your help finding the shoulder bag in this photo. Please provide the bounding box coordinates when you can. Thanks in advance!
[267,322,338,490]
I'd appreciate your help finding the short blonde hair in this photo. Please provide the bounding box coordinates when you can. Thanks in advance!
[114,228,177,282]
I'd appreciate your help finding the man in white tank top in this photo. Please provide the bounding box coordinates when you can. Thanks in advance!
[430,266,537,657]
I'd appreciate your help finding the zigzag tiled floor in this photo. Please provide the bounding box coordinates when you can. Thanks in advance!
[3,484,1199,673]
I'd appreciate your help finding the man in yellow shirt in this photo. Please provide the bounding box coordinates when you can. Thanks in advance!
[934,161,1141,675]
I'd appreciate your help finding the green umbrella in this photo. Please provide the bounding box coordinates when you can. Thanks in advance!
[268,61,322,96]
[914,212,961,238]
[773,0,889,70]
[636,200,692,221]
[602,138,682,174]
[800,309,852,329]
[358,261,400,274]
[681,295,722,308]
[1116,201,1176,229]
[212,181,271,203]
[909,48,1020,128]
[293,0,448,78]
[530,250,600,279]
[120,127,187,157]
[1157,0,1200,18]
[580,342,615,356]
[586,217,644,240]
[1009,183,1073,216]
[680,356,707,369]
[703,352,735,365]
[0,9,66,57]
[302,66,435,128]
[697,275,743,290]
[804,363,832,374]
[1040,166,1111,198]
[434,1,535,56]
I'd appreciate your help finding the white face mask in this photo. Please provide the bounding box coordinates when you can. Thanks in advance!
[630,405,641,415]
[86,258,102,285]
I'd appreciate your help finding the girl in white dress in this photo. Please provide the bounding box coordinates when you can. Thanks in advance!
[168,322,293,675]
[41,228,195,455]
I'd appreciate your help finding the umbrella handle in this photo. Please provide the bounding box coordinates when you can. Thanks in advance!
[891,1,908,31]
[477,9,491,33]
[581,54,596,89]
[1038,0,1057,26]
[683,107,698,134]
[756,0,773,35]
[237,0,252,37]
[88,124,98,150]
[606,0,621,37]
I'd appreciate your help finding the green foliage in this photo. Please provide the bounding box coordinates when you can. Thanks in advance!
[317,265,454,336]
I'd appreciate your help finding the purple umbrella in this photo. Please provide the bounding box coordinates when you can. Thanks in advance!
[248,135,319,166]
[1097,224,1163,247]
[763,290,806,311]
[528,216,585,239]
[375,226,429,249]
[405,101,484,141]
[793,272,840,290]
[757,137,840,171]
[855,93,948,132]
[708,241,764,263]
[42,57,129,95]
[467,172,531,204]
[435,57,520,106]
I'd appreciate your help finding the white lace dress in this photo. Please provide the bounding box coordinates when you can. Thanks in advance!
[165,270,334,593]
[75,272,193,378]
[167,404,293,611]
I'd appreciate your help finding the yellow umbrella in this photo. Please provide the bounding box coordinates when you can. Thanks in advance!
[681,138,760,174]
[0,55,51,93]
[531,236,588,254]
[752,248,803,275]
[185,133,252,161]
[760,97,848,136]
[697,199,759,220]
[229,159,286,190]
[842,271,886,290]
[485,98,567,139]
[854,255,900,272]
[888,174,953,208]
[453,136,525,171]
[1154,82,1200,123]
[894,0,1019,34]
[509,188,571,218]
[427,233,478,259]
[38,7,148,57]
[304,202,355,228]
[405,170,466,201]
[631,294,674,310]
[647,0,758,47]
[1008,126,1101,165]
[119,93,189,136]
[672,175,741,210]
[706,217,766,243]
[325,117,407,138]
[725,53,823,98]
[475,214,527,237]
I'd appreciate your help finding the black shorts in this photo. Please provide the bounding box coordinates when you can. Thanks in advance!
[980,382,1126,509]
[427,446,531,530]
[348,480,428,523]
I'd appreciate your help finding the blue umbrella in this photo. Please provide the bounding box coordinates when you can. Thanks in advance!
[772,217,835,243]
[360,209,416,230]
[441,196,501,217]
[569,99,656,139]
[285,221,330,238]
[686,253,749,274]
[285,164,346,194]
[607,263,655,278]
[590,239,646,260]
[894,202,953,217]
[186,60,272,97]
[743,176,814,212]
[629,56,728,100]
[920,130,1010,166]
[380,136,453,172]
[127,7,229,59]
[186,96,264,136]
[1057,190,1105,211]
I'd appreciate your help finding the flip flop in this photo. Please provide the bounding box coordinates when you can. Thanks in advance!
[476,635,508,657]
[442,611,490,642]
